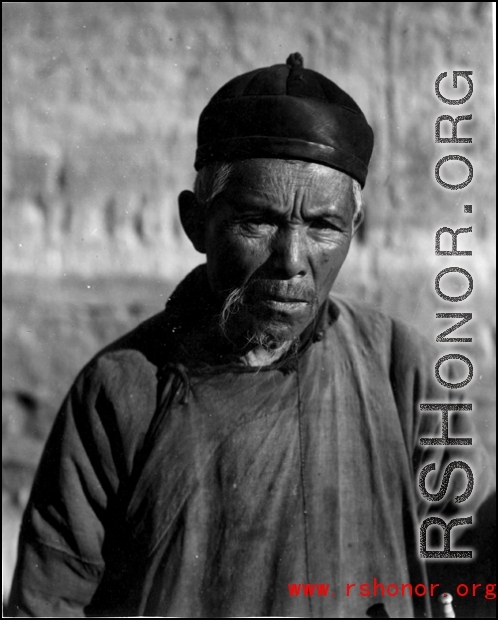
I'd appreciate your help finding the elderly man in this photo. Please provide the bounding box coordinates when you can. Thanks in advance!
[7,54,472,618]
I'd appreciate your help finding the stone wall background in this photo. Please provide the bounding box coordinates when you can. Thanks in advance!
[2,2,495,611]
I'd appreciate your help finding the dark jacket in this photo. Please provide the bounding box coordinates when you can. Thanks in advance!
[8,266,480,617]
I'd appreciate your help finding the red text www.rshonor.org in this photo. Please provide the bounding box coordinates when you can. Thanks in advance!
[288,580,497,599]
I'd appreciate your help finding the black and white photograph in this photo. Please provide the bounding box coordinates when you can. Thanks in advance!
[2,2,495,617]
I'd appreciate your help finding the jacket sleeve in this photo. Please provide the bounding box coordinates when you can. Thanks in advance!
[6,352,156,618]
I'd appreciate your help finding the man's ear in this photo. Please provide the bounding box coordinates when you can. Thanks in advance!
[351,208,365,237]
[178,190,206,253]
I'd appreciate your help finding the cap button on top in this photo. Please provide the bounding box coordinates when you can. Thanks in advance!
[286,52,304,68]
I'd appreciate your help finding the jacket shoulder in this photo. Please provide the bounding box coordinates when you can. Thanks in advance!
[71,309,173,397]
[329,294,436,368]
[88,309,172,372]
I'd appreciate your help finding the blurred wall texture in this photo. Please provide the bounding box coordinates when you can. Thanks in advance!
[2,1,495,603]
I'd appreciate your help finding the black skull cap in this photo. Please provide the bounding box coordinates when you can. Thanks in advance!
[195,53,374,188]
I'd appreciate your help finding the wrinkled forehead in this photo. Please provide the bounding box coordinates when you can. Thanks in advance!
[220,158,353,202]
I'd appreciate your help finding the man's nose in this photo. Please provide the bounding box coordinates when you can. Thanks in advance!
[268,226,308,279]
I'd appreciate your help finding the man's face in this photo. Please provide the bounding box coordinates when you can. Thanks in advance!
[203,158,358,347]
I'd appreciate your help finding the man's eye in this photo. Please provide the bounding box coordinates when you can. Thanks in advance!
[310,220,340,231]
[240,218,273,229]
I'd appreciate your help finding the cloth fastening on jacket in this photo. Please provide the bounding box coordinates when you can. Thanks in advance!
[7,265,486,618]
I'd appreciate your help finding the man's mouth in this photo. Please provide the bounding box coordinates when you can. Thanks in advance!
[260,300,309,315]
[243,279,315,309]
[261,294,309,305]
[250,293,311,314]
